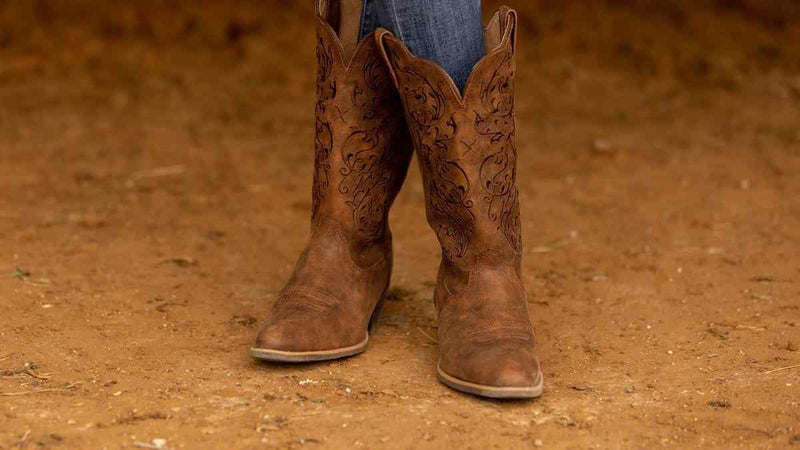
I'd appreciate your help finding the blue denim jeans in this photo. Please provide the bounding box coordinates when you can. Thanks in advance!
[358,0,484,92]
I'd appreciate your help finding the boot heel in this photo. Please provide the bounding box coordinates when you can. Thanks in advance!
[368,293,387,335]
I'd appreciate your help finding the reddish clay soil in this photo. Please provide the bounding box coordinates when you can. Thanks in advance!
[1,1,799,448]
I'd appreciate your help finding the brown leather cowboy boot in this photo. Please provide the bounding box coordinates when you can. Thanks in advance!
[251,0,412,362]
[376,7,543,398]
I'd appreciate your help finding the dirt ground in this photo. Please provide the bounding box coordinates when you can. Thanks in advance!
[1,0,799,448]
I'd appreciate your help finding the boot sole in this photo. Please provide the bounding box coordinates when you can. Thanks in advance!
[437,363,544,399]
[250,334,369,362]
[250,288,388,363]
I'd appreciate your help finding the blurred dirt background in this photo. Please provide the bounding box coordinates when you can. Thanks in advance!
[1,0,799,448]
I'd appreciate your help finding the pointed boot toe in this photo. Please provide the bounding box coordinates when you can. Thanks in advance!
[251,315,369,363]
[438,344,543,399]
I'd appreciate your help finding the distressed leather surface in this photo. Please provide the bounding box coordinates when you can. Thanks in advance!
[377,7,542,388]
[254,0,412,353]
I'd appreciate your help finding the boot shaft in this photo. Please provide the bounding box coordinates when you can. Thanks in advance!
[312,0,413,242]
[377,8,522,267]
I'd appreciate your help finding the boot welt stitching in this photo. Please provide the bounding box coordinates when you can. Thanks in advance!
[455,324,533,345]
[277,286,341,312]
[274,301,335,315]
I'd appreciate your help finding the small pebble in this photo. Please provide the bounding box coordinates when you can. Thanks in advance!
[592,139,612,152]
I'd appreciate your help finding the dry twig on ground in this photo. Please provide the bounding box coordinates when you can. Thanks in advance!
[764,364,800,374]
[0,384,78,397]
